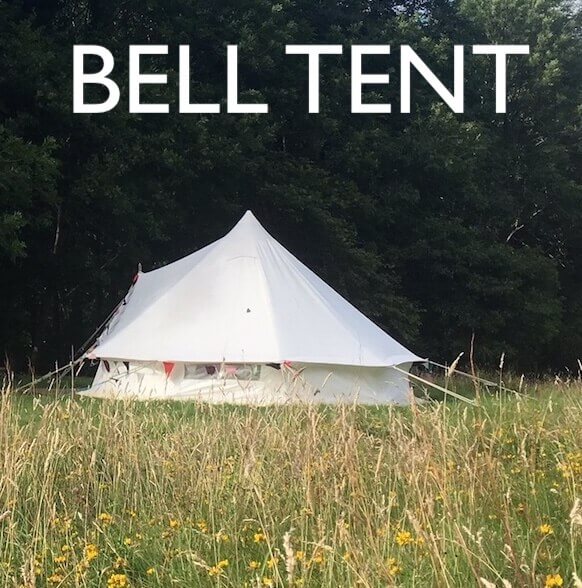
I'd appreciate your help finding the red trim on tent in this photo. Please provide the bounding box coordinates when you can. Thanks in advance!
[163,362,175,377]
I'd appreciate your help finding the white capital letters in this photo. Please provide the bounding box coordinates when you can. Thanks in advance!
[129,45,169,114]
[472,45,530,113]
[401,45,464,113]
[351,45,391,114]
[227,45,269,113]
[179,45,220,113]
[73,45,120,113]
[285,45,343,113]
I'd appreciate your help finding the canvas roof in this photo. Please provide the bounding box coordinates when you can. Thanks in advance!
[91,211,421,366]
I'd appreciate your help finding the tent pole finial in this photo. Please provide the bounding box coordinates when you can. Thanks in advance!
[137,262,142,273]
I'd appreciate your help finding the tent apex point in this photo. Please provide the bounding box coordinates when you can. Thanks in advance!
[230,209,269,237]
[241,209,257,221]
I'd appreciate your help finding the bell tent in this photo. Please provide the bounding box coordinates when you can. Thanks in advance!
[83,211,422,403]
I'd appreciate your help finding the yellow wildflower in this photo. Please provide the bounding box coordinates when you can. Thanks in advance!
[215,530,230,542]
[217,559,229,569]
[539,524,554,536]
[48,573,65,584]
[208,565,222,577]
[545,574,564,588]
[557,451,582,479]
[107,573,129,588]
[263,578,274,587]
[123,537,133,546]
[52,516,72,531]
[98,512,113,526]
[196,519,208,533]
[146,568,155,576]
[387,557,402,576]
[395,530,414,546]
[254,532,266,543]
[295,551,304,561]
[249,561,261,570]
[168,519,180,530]
[76,560,89,575]
[53,555,67,564]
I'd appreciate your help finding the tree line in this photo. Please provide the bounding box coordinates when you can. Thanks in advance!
[1,0,581,374]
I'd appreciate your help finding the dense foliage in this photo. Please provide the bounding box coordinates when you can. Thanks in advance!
[1,0,581,373]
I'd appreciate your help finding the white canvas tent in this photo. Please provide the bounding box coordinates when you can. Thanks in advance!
[82,211,422,404]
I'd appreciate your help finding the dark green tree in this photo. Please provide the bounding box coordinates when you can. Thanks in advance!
[0,0,580,373]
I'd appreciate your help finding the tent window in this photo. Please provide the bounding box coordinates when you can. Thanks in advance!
[223,364,261,380]
[183,364,261,380]
[184,365,215,380]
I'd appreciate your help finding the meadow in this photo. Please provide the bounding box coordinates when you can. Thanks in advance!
[0,378,580,587]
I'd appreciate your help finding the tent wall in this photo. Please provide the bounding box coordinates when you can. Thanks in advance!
[84,360,413,405]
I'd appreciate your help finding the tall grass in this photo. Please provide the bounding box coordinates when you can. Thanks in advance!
[0,383,580,587]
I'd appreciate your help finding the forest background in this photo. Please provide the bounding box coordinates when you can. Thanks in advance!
[1,0,581,374]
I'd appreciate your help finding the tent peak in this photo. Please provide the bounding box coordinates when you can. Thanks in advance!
[228,210,271,241]
[239,209,259,223]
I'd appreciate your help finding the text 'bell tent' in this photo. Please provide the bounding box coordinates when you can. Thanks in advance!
[83,211,422,404]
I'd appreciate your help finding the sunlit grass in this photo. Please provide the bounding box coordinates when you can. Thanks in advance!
[0,380,580,587]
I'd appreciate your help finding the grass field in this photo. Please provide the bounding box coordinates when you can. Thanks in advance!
[0,379,580,587]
